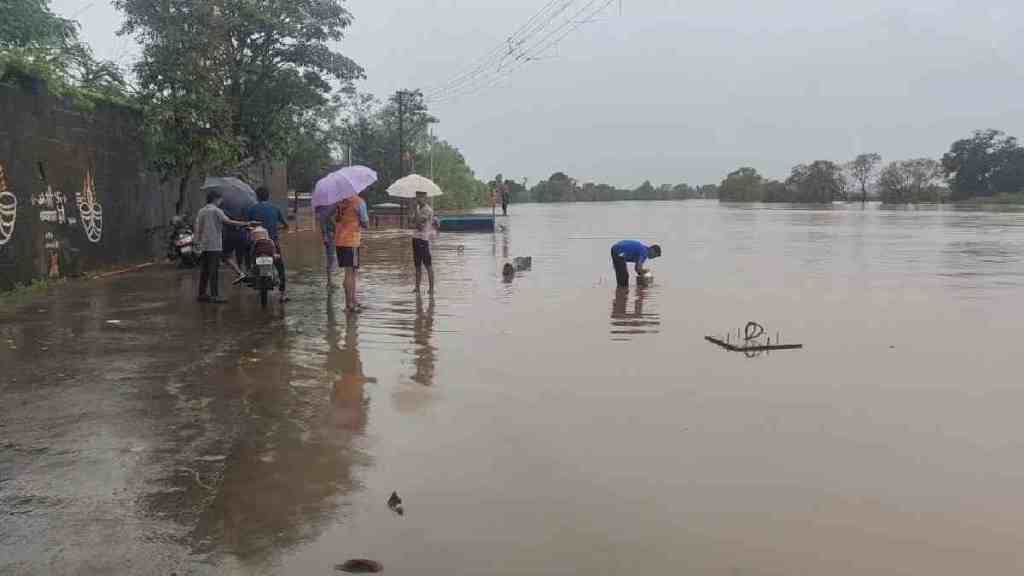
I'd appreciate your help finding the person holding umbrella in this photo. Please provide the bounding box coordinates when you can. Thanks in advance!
[194,188,258,303]
[387,174,442,294]
[312,166,378,309]
[410,191,437,293]
[334,193,369,312]
[202,176,259,283]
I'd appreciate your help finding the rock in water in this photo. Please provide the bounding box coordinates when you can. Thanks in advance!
[387,491,404,515]
[335,559,382,573]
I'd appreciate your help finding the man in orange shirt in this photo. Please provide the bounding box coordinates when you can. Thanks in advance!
[335,194,369,312]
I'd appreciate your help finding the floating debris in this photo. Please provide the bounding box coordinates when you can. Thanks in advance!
[388,491,404,516]
[335,559,382,573]
[706,321,803,355]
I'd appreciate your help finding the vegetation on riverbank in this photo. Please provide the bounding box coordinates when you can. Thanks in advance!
[954,192,1024,206]
[718,130,1024,205]
[495,172,718,204]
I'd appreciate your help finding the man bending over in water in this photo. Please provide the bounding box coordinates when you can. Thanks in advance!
[610,240,661,288]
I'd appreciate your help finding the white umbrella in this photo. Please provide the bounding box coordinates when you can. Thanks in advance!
[387,174,443,199]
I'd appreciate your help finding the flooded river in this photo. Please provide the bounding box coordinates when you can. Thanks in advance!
[3,200,1024,574]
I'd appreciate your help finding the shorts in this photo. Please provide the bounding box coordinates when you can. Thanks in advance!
[222,229,249,264]
[412,238,432,268]
[337,246,360,269]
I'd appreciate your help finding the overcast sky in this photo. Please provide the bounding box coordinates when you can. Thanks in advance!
[54,0,1024,187]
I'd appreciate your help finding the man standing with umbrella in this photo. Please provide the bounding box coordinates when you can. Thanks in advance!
[335,193,369,312]
[312,166,378,291]
[202,176,258,282]
[194,188,257,303]
[386,174,443,294]
[411,191,436,293]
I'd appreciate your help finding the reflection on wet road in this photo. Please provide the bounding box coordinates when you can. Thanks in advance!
[4,201,1024,575]
[610,287,660,341]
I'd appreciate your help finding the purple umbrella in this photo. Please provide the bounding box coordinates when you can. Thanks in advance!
[311,166,378,210]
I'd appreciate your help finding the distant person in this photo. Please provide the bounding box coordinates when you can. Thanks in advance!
[411,191,437,293]
[247,186,290,302]
[194,189,256,303]
[502,185,511,216]
[610,240,661,288]
[335,194,369,312]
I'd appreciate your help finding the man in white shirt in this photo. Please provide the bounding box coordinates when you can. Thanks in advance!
[411,191,436,293]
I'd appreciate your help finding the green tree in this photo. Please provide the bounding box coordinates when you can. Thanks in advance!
[760,180,788,202]
[1,0,75,50]
[786,160,844,203]
[380,90,434,179]
[422,141,488,211]
[719,167,764,202]
[847,153,882,204]
[1,0,125,98]
[941,130,1024,200]
[879,158,943,204]
[634,180,656,201]
[115,0,364,208]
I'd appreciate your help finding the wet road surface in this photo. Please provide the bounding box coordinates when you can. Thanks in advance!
[3,202,1024,575]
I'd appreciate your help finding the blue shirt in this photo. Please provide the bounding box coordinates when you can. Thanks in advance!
[612,240,649,265]
[247,202,287,241]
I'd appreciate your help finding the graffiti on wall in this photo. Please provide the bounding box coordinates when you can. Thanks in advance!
[77,168,103,243]
[32,163,73,226]
[0,163,15,246]
[31,162,75,278]
[44,232,60,278]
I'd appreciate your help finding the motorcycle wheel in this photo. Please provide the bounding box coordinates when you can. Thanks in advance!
[259,285,269,309]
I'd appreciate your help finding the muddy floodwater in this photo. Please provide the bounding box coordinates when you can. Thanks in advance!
[3,200,1024,575]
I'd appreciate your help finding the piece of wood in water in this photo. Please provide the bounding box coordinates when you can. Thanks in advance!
[705,336,803,352]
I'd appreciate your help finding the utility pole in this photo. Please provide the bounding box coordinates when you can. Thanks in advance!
[429,125,434,180]
[396,90,408,178]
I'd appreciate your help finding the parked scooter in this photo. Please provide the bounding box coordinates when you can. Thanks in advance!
[241,226,279,309]
[167,215,199,268]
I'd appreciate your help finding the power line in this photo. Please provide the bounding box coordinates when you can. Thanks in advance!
[421,0,575,99]
[425,0,615,104]
[422,0,580,101]
[426,0,616,106]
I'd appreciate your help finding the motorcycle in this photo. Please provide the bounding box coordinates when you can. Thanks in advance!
[241,226,279,309]
[167,215,199,268]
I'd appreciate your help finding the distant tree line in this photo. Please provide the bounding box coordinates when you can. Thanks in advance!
[499,172,718,204]
[718,129,1024,205]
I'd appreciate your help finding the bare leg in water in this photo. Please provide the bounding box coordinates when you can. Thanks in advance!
[224,254,244,282]
[325,242,336,287]
[414,264,435,294]
[344,267,358,312]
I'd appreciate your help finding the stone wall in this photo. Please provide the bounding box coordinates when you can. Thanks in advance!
[0,81,286,291]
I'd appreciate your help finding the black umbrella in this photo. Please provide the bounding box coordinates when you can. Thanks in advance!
[202,176,257,220]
